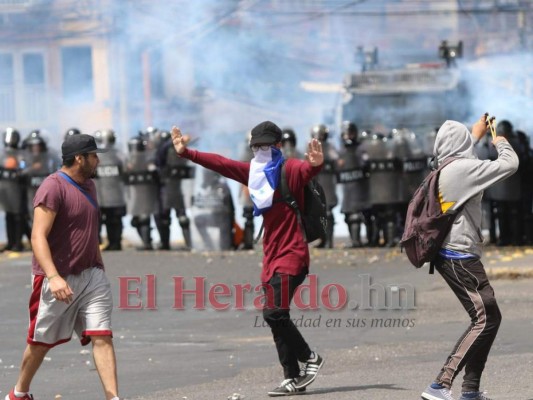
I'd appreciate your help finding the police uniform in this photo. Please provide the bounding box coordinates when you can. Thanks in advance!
[0,128,25,251]
[93,130,126,251]
[156,134,194,250]
[124,136,158,250]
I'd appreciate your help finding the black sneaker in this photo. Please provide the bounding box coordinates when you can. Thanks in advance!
[294,353,324,389]
[267,379,306,397]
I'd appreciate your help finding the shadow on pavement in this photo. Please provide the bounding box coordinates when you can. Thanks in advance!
[305,383,407,395]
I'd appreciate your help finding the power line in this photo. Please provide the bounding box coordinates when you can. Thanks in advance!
[252,8,530,17]
[260,0,369,29]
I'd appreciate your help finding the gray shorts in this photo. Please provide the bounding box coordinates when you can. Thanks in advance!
[28,267,113,347]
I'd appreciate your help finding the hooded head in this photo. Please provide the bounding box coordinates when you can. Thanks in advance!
[433,120,477,164]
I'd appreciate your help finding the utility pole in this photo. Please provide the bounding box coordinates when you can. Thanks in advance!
[517,1,526,49]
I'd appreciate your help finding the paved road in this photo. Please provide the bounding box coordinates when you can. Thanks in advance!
[0,245,532,400]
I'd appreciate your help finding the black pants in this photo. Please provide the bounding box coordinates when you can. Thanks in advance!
[435,257,502,392]
[263,272,312,379]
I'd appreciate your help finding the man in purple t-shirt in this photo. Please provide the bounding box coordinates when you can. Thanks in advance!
[4,135,121,400]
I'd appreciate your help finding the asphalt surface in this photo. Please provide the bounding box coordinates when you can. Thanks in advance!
[0,243,532,400]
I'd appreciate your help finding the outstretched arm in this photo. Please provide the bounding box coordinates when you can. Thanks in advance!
[471,113,507,147]
[171,126,249,185]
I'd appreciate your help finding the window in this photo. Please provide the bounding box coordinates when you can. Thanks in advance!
[0,53,15,121]
[23,52,46,121]
[61,46,94,103]
[0,53,14,85]
[23,53,45,85]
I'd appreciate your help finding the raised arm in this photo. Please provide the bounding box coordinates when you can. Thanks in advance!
[171,126,249,184]
[472,138,519,188]
[287,138,324,191]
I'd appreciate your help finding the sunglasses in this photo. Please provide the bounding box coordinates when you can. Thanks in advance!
[250,144,272,152]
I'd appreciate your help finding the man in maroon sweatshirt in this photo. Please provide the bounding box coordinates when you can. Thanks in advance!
[171,121,325,396]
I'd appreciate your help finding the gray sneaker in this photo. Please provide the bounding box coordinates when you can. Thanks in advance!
[421,385,455,400]
[459,392,493,400]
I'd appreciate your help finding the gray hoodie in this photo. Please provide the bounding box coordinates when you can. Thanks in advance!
[434,120,519,257]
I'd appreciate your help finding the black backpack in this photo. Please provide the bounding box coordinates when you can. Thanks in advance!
[279,163,328,243]
[400,157,462,272]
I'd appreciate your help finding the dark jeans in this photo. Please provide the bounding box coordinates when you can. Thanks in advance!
[263,272,312,379]
[435,257,502,392]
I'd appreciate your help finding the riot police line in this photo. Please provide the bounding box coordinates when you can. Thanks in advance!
[0,126,241,252]
[1,120,531,252]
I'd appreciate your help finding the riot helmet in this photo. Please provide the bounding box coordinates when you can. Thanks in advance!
[359,131,372,142]
[27,135,47,153]
[65,127,82,141]
[22,129,42,150]
[281,128,297,148]
[496,120,513,138]
[310,124,329,141]
[93,130,103,144]
[140,126,160,149]
[159,130,171,142]
[141,126,158,137]
[341,121,358,147]
[3,127,20,149]
[94,129,117,147]
[128,136,145,153]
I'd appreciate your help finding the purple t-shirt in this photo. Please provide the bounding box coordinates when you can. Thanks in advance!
[32,172,103,276]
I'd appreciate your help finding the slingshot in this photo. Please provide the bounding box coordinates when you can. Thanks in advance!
[485,113,497,140]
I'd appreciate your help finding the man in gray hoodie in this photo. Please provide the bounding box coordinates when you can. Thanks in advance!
[421,115,519,400]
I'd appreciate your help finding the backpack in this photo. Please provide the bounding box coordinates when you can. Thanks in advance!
[279,162,328,243]
[400,157,461,271]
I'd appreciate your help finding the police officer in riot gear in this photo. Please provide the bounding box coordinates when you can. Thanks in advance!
[22,130,62,164]
[20,132,61,224]
[475,131,501,243]
[141,126,175,250]
[193,169,235,251]
[93,129,126,251]
[366,132,402,247]
[391,128,427,239]
[281,128,303,159]
[125,135,159,250]
[153,129,172,250]
[238,132,255,249]
[516,130,533,244]
[0,127,25,252]
[337,121,372,247]
[155,130,194,250]
[310,124,338,248]
[485,120,524,245]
